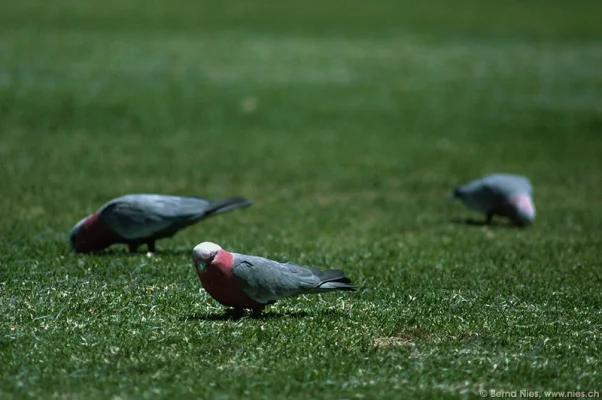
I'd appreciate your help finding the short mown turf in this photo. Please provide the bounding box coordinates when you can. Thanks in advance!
[1,1,601,399]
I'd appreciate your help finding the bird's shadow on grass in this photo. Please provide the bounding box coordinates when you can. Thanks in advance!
[449,217,517,229]
[182,308,346,322]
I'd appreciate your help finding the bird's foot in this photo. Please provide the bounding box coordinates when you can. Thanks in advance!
[223,308,245,320]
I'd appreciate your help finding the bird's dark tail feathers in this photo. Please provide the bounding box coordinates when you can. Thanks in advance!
[202,196,253,217]
[448,188,460,200]
[313,269,356,292]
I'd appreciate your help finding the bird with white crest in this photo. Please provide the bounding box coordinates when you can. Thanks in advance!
[450,173,536,226]
[70,194,253,253]
[192,242,355,316]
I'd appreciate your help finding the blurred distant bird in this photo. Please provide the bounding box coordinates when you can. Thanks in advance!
[192,242,355,314]
[70,195,253,253]
[450,174,535,226]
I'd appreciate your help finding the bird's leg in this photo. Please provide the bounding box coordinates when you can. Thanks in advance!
[485,211,494,225]
[146,241,156,254]
[128,243,139,253]
[250,307,264,319]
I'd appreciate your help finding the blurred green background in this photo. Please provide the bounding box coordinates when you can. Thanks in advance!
[1,1,601,399]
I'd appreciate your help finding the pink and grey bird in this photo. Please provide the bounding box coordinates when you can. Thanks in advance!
[192,242,355,314]
[450,174,535,226]
[70,194,253,253]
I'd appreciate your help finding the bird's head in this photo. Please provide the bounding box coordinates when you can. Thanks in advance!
[69,213,113,253]
[508,195,536,227]
[192,242,223,273]
[69,217,88,251]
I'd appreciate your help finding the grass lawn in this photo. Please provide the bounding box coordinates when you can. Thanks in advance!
[1,0,601,398]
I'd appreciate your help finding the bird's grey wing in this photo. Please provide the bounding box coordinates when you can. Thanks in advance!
[484,174,533,197]
[99,194,211,239]
[455,179,498,213]
[231,254,322,304]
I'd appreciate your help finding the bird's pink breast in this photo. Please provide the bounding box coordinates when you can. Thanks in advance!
[198,250,264,310]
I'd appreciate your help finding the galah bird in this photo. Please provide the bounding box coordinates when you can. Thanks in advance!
[450,174,536,226]
[192,242,355,314]
[70,194,253,253]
